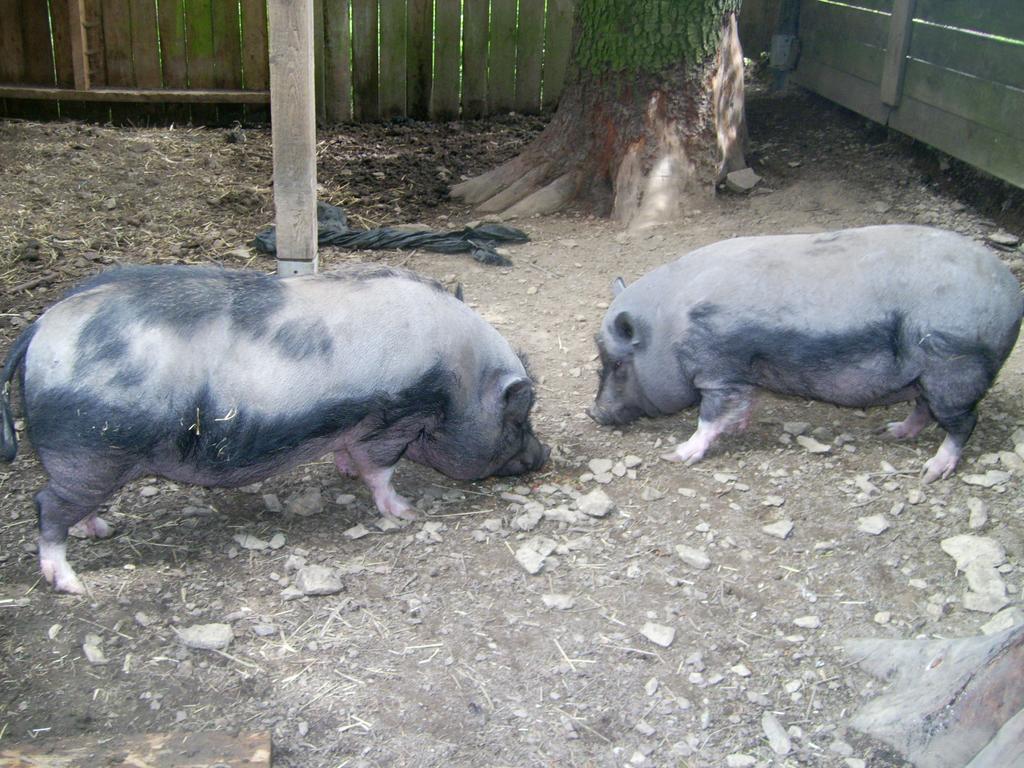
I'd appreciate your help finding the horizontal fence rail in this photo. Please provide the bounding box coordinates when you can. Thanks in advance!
[792,0,1024,188]
[0,0,576,123]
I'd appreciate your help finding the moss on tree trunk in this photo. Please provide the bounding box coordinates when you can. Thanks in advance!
[451,0,748,227]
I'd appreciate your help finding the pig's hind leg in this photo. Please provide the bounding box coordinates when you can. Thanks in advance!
[36,486,113,594]
[916,358,992,482]
[885,398,932,439]
[662,387,755,465]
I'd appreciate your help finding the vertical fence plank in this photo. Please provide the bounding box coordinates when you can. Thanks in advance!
[379,0,407,119]
[21,0,58,118]
[514,0,543,112]
[323,0,351,122]
[461,0,488,118]
[100,0,138,121]
[351,0,378,120]
[186,0,217,122]
[543,0,572,109]
[431,0,459,119]
[212,0,243,123]
[313,0,326,122]
[406,0,431,119]
[488,0,516,113]
[0,1,24,118]
[129,0,163,122]
[157,0,190,122]
[50,0,76,88]
[240,0,269,121]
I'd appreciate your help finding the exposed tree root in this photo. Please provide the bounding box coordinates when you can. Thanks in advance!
[450,13,747,228]
[846,623,1024,768]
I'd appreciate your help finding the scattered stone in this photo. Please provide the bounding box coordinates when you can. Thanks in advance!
[587,458,613,475]
[416,521,444,543]
[987,230,1020,247]
[677,487,697,498]
[82,634,108,665]
[782,421,810,436]
[964,561,1007,599]
[845,759,867,768]
[762,495,785,507]
[343,524,370,540]
[857,515,890,535]
[675,544,711,570]
[941,535,1006,570]
[793,615,821,629]
[252,623,277,637]
[980,606,1024,635]
[871,201,892,214]
[175,623,233,651]
[645,677,659,696]
[232,532,269,551]
[634,718,656,737]
[762,711,792,755]
[511,508,544,531]
[285,487,324,517]
[724,167,761,193]
[544,506,585,525]
[962,591,1009,614]
[294,564,344,596]
[334,493,357,506]
[830,740,854,757]
[873,611,891,625]
[725,754,757,768]
[796,435,831,454]
[731,663,751,677]
[762,520,794,539]
[640,622,676,648]
[967,497,989,529]
[262,493,282,513]
[373,516,403,532]
[139,485,159,498]
[909,578,928,590]
[640,487,665,502]
[268,532,286,550]
[541,593,575,610]
[134,612,154,628]
[624,455,643,469]
[611,461,627,477]
[960,470,1011,488]
[906,488,924,505]
[515,546,547,575]
[577,488,614,517]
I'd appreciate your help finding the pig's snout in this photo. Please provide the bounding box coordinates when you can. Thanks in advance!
[587,403,641,427]
[495,434,550,476]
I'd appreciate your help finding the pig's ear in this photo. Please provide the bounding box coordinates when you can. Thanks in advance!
[612,311,641,347]
[611,277,627,297]
[501,376,533,419]
[453,283,465,302]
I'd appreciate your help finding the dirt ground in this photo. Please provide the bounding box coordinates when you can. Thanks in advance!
[1,84,1023,768]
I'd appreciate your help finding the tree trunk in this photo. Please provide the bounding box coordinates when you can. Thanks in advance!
[451,0,747,228]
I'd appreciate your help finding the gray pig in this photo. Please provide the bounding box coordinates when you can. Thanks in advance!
[590,225,1023,481]
[1,264,549,593]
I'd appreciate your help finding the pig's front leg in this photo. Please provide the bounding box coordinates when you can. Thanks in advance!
[662,387,755,465]
[885,399,932,439]
[69,512,114,539]
[334,447,417,520]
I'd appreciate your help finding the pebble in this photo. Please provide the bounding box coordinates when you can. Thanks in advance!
[796,435,831,454]
[845,759,867,768]
[373,516,403,532]
[873,611,891,624]
[762,520,794,539]
[268,533,286,550]
[724,167,761,193]
[793,615,821,629]
[967,497,989,529]
[511,508,544,531]
[762,711,792,755]
[782,421,810,436]
[294,564,344,596]
[761,495,785,507]
[644,677,659,696]
[233,532,269,551]
[82,634,108,665]
[963,590,1009,614]
[960,470,1010,488]
[725,755,756,768]
[285,488,324,517]
[640,487,665,501]
[252,623,277,637]
[577,488,614,517]
[640,622,676,648]
[612,461,627,477]
[624,455,643,468]
[964,561,1007,599]
[134,612,155,627]
[515,546,547,575]
[907,488,924,505]
[343,524,370,540]
[987,230,1020,247]
[541,593,575,610]
[857,514,890,535]
[941,535,1006,570]
[677,487,696,498]
[334,493,356,506]
[829,739,854,757]
[587,458,613,475]
[262,493,282,513]
[139,485,159,497]
[730,663,751,677]
[980,606,1024,635]
[675,544,711,570]
[176,623,233,650]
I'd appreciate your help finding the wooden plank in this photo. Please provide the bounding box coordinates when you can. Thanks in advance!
[488,0,516,113]
[50,0,76,88]
[431,0,459,119]
[156,0,189,122]
[406,0,432,119]
[212,0,243,123]
[800,25,885,84]
[461,0,488,118]
[0,1,26,84]
[85,0,108,86]
[351,0,378,120]
[323,0,351,122]
[880,0,914,106]
[514,0,544,113]
[0,731,271,768]
[268,0,318,271]
[313,0,326,122]
[902,58,1024,141]
[185,0,217,121]
[542,0,573,110]
[100,0,134,85]
[21,1,56,84]
[129,0,161,87]
[0,85,270,102]
[379,0,407,119]
[793,56,890,124]
[913,0,1023,42]
[889,94,1024,188]
[909,23,1024,89]
[801,0,889,48]
[241,0,269,90]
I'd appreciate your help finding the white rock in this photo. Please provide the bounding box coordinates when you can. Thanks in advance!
[334,493,357,506]
[783,421,810,435]
[724,167,761,193]
[873,611,891,624]
[295,565,344,595]
[511,509,544,531]
[987,230,1020,247]
[762,520,794,539]
[612,461,627,477]
[285,487,324,517]
[544,506,585,524]
[980,606,1024,635]
[796,435,831,454]
[725,754,756,768]
[587,458,613,475]
[176,623,233,650]
[640,487,665,501]
[845,759,867,768]
[343,524,370,540]
[962,590,1009,614]
[907,488,924,505]
[640,622,676,648]
[857,514,890,535]
[967,497,989,529]
[964,562,1007,598]
[762,495,785,507]
[82,634,108,665]
[373,516,403,532]
[577,488,614,517]
[941,535,1006,570]
[676,544,711,570]
[268,533,286,550]
[731,663,751,677]
[645,677,659,696]
[233,532,269,551]
[624,455,643,468]
[793,615,821,629]
[960,470,1011,488]
[515,546,546,575]
[541,593,575,610]
[762,711,792,755]
[677,487,697,498]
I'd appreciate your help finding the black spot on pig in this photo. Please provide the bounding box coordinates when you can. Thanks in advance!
[74,314,130,375]
[272,318,334,360]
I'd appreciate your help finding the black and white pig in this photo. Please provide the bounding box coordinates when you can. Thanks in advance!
[1,264,549,593]
[590,225,1023,481]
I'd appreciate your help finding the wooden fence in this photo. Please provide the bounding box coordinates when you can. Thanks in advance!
[793,0,1024,188]
[0,0,574,123]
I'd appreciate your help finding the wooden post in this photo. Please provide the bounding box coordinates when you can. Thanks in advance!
[880,0,916,107]
[67,0,91,90]
[268,0,318,275]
